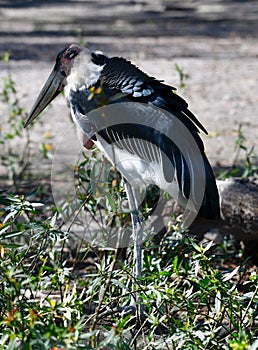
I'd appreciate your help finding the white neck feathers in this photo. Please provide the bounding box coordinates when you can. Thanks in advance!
[65,49,104,98]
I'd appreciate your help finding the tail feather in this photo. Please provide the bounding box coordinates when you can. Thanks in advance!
[198,155,220,220]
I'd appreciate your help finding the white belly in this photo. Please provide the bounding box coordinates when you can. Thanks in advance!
[94,136,179,199]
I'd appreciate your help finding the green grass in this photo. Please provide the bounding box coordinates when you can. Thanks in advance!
[1,195,258,349]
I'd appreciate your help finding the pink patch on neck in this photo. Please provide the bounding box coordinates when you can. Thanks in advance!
[82,134,94,149]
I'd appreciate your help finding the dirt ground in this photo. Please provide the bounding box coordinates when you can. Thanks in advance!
[0,0,258,173]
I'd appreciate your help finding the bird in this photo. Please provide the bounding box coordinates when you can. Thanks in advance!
[24,43,220,316]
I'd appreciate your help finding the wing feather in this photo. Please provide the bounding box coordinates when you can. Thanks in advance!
[68,53,220,219]
[99,56,207,135]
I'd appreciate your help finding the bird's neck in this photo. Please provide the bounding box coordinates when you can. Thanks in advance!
[64,49,104,98]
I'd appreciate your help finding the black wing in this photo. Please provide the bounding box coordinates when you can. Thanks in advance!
[99,57,208,137]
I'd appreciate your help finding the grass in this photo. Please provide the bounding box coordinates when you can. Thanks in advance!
[0,59,258,349]
[1,198,258,349]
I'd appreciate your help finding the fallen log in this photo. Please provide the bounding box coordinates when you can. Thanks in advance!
[190,177,258,241]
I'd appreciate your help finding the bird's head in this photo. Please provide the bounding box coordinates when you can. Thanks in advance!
[24,43,84,127]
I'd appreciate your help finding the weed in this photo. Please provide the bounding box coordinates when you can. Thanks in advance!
[1,197,258,349]
[0,53,31,181]
[218,124,258,179]
[175,63,189,90]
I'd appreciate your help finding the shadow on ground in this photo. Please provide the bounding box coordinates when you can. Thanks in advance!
[1,0,258,60]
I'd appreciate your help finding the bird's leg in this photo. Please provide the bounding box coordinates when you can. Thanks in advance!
[124,179,144,319]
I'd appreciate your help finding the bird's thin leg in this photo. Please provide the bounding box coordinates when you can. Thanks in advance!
[124,179,144,319]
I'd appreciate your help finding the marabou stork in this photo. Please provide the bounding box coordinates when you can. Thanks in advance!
[25,44,220,316]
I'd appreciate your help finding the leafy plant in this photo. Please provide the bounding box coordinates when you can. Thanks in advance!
[218,124,258,179]
[175,63,189,90]
[0,53,32,181]
[1,196,258,349]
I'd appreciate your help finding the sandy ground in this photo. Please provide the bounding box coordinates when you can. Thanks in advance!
[0,0,258,175]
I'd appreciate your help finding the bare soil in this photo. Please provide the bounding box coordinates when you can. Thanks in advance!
[0,0,257,173]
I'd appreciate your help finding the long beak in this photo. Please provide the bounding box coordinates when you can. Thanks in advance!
[24,69,65,127]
